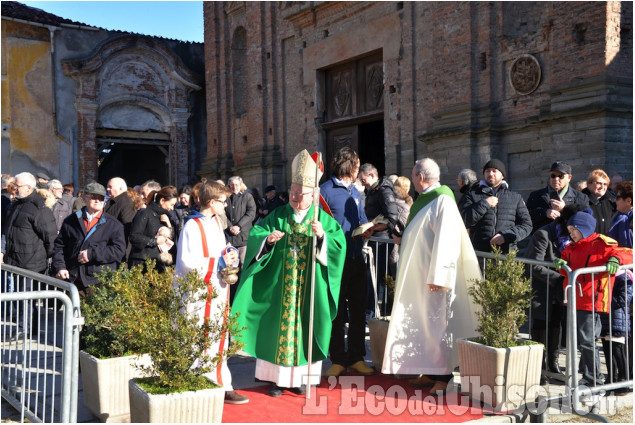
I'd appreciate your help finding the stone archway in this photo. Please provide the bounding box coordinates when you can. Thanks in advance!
[63,35,202,187]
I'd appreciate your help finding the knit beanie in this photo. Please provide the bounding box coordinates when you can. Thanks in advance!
[568,211,596,239]
[483,159,506,177]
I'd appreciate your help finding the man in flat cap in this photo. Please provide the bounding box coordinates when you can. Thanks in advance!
[257,185,285,220]
[460,159,532,253]
[526,161,589,233]
[52,182,126,297]
[36,172,50,190]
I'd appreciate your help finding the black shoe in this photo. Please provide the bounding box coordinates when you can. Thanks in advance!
[540,375,549,385]
[269,384,282,397]
[548,358,563,375]
[290,385,306,395]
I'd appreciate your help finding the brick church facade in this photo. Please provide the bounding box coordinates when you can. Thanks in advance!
[201,1,632,197]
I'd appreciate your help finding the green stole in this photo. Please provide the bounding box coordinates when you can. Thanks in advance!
[406,185,455,227]
[275,215,312,365]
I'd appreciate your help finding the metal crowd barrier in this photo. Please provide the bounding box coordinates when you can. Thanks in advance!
[1,264,83,423]
[474,251,633,421]
[366,239,632,420]
[365,236,395,318]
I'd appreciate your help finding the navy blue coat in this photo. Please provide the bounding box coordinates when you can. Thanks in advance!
[600,272,633,337]
[52,209,126,287]
[320,176,368,259]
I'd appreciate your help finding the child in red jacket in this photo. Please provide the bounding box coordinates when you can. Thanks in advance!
[554,211,633,390]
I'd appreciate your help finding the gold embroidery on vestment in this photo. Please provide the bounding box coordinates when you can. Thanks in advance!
[274,215,312,366]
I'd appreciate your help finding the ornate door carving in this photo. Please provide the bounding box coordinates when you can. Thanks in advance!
[323,52,383,177]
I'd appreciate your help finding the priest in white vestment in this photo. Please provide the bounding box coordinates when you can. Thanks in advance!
[381,158,482,394]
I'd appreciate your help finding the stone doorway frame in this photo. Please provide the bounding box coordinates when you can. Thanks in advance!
[63,36,202,188]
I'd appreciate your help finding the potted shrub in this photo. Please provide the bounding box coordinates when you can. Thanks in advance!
[457,247,543,411]
[80,265,152,423]
[112,260,244,423]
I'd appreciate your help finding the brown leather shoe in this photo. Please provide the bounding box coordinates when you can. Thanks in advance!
[429,381,448,395]
[325,363,346,377]
[348,361,375,375]
[408,375,435,387]
[224,390,249,404]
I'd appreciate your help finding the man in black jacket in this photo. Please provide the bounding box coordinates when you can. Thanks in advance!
[358,163,399,316]
[225,176,256,266]
[2,172,57,335]
[524,206,585,383]
[526,161,589,233]
[2,172,57,271]
[53,182,126,296]
[460,159,532,253]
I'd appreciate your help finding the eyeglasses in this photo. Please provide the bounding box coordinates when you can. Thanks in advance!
[550,173,565,179]
[88,194,105,201]
[213,199,227,206]
[289,190,313,198]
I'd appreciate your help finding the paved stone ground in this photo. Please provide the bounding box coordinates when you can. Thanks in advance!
[2,311,632,423]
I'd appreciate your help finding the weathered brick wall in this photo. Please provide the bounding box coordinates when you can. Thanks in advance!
[202,1,632,197]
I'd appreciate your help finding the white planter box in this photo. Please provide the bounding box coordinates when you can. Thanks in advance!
[129,379,224,423]
[457,338,543,412]
[368,318,390,372]
[79,351,151,422]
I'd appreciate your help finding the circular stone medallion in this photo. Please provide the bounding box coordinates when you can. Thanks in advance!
[510,54,541,95]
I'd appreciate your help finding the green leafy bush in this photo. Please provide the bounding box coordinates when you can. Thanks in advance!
[82,265,142,358]
[468,247,533,348]
[88,259,244,393]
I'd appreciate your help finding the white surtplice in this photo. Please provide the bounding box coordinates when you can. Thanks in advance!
[381,191,482,376]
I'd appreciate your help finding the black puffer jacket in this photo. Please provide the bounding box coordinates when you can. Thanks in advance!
[52,210,126,287]
[128,202,175,270]
[364,177,399,238]
[460,182,533,253]
[582,188,616,235]
[225,191,256,247]
[526,185,589,232]
[3,190,57,273]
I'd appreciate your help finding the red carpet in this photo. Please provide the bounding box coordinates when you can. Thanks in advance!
[223,374,493,423]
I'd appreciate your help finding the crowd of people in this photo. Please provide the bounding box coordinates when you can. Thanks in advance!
[1,152,632,404]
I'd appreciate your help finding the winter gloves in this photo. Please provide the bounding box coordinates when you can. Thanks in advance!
[605,257,620,274]
[552,257,620,273]
[553,258,567,270]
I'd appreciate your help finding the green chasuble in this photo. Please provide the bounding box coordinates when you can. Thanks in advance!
[231,204,346,366]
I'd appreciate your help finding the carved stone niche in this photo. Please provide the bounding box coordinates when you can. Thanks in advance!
[509,54,541,95]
